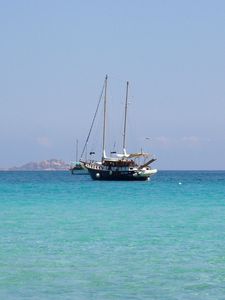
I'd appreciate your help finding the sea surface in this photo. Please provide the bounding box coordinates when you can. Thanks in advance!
[0,171,225,300]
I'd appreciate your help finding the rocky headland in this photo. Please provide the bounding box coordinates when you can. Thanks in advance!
[1,159,70,171]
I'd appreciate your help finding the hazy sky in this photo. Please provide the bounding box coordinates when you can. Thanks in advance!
[1,0,225,169]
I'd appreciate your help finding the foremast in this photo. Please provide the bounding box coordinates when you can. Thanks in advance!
[102,75,108,161]
[123,81,129,157]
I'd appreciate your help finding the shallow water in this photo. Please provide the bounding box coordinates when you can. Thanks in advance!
[0,171,225,299]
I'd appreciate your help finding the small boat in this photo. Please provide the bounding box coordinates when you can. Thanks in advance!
[82,75,157,181]
[69,140,88,175]
[69,161,87,175]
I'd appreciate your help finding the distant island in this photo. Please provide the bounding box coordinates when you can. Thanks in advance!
[0,159,70,171]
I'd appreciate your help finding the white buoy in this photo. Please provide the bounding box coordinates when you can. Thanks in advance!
[179,182,182,185]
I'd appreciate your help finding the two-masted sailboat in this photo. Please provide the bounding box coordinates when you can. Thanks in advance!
[82,75,157,181]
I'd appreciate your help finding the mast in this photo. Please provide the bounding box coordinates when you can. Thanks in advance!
[76,139,78,162]
[123,81,129,155]
[85,142,88,161]
[102,75,108,160]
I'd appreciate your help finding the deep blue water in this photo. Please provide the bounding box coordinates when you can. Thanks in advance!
[0,171,225,299]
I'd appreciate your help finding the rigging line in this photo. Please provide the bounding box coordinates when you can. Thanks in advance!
[80,80,105,160]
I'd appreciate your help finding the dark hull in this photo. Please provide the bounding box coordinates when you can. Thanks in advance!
[87,168,149,181]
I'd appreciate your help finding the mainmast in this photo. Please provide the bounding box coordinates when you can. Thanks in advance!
[76,139,78,162]
[123,81,129,156]
[102,75,108,160]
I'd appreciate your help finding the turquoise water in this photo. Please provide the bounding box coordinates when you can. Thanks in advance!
[0,171,225,299]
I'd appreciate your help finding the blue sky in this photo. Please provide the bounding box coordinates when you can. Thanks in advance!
[0,0,225,169]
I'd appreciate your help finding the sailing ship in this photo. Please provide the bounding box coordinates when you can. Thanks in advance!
[82,75,157,181]
[69,140,87,175]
